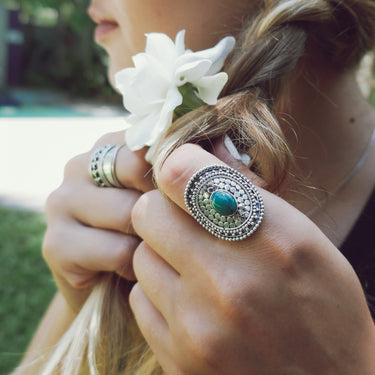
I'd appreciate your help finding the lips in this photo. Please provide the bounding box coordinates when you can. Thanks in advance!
[87,5,119,42]
[94,21,119,41]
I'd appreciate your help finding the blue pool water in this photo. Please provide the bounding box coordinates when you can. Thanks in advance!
[0,89,123,118]
[0,105,92,118]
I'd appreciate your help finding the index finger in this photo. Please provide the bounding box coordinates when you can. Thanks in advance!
[156,143,262,214]
[156,144,267,242]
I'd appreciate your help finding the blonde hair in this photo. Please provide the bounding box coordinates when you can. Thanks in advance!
[40,1,375,374]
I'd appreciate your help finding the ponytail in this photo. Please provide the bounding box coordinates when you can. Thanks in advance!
[41,1,375,374]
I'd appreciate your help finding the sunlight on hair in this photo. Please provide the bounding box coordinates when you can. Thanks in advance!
[37,1,375,374]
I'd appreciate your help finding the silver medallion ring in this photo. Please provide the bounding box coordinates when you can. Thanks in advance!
[184,165,264,241]
[89,144,125,188]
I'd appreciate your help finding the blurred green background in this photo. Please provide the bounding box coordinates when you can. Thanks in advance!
[0,0,119,101]
[0,1,120,374]
[0,207,52,374]
[1,1,375,374]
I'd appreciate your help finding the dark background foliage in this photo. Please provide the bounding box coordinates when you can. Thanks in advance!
[1,2,121,373]
[2,0,118,99]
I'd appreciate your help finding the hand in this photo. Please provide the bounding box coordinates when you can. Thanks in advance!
[42,131,154,312]
[129,143,375,375]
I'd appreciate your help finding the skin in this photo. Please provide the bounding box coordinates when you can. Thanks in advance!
[130,144,375,374]
[14,0,375,374]
[88,0,254,85]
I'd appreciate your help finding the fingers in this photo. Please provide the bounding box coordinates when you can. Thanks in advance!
[43,219,139,283]
[132,144,296,274]
[49,183,141,235]
[43,130,155,312]
[57,138,154,234]
[89,131,154,192]
[155,143,264,214]
[133,241,180,321]
[129,283,176,373]
[132,144,265,273]
[115,146,155,192]
[132,189,234,274]
[212,137,266,188]
[155,144,223,213]
[212,136,251,173]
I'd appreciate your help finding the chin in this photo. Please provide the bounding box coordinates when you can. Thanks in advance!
[108,64,117,91]
[107,61,124,93]
[106,55,133,92]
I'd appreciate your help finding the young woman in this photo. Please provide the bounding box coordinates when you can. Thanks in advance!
[14,0,375,374]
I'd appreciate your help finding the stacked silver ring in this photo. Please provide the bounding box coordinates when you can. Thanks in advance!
[184,165,264,241]
[89,144,125,188]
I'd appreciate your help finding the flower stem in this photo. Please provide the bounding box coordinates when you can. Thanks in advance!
[174,83,205,118]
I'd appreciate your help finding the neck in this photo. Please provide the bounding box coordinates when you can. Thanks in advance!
[280,61,375,210]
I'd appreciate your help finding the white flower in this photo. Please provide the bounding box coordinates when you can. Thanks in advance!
[115,30,235,162]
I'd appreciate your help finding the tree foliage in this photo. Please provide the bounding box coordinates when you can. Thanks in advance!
[4,0,118,99]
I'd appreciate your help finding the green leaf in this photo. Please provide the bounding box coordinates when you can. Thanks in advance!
[174,82,205,117]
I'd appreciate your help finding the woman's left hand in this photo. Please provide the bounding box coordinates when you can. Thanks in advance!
[129,144,375,375]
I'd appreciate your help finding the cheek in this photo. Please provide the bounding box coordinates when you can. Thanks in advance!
[114,0,157,54]
[117,0,254,51]
[107,0,257,84]
[105,35,133,83]
[114,0,219,53]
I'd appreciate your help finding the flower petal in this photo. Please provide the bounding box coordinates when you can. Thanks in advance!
[174,30,186,56]
[115,53,170,116]
[145,32,180,71]
[124,112,161,150]
[125,86,182,151]
[115,68,153,116]
[194,72,228,105]
[132,53,171,89]
[148,86,182,144]
[175,58,212,86]
[117,30,236,163]
[193,36,235,75]
[144,142,158,164]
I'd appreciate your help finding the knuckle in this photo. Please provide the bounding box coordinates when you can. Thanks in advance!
[115,197,136,233]
[131,192,150,228]
[45,187,67,215]
[116,149,153,191]
[255,226,301,273]
[41,230,55,264]
[45,189,60,215]
[111,239,136,274]
[93,131,124,148]
[286,239,320,278]
[216,275,257,324]
[129,166,151,191]
[42,224,66,265]
[158,144,201,191]
[63,153,88,180]
[179,316,223,370]
[66,272,96,290]
[46,156,89,217]
[132,241,149,275]
[45,184,77,218]
[132,242,143,271]
[129,282,142,311]
[260,224,316,280]
[202,264,260,327]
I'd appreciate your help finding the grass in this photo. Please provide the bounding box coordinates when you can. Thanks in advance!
[0,207,56,375]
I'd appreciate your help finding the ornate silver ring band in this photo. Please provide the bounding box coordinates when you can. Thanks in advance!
[184,165,264,241]
[89,144,125,188]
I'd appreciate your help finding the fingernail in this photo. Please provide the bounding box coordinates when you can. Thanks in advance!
[224,134,252,166]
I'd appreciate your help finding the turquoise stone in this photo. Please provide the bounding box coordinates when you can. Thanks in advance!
[211,191,237,216]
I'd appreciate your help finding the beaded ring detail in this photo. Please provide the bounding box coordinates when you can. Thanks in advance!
[184,165,264,241]
[89,144,125,188]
